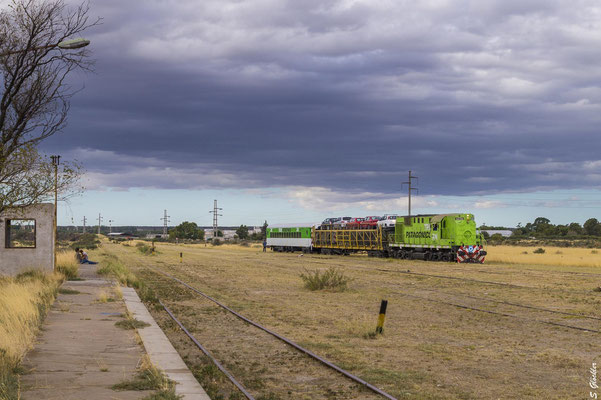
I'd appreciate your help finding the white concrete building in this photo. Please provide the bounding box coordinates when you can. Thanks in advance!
[0,203,55,276]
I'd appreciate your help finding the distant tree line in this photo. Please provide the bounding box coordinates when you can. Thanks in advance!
[481,217,601,241]
[169,221,204,240]
[235,221,268,240]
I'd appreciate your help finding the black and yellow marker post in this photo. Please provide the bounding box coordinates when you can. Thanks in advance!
[376,299,388,334]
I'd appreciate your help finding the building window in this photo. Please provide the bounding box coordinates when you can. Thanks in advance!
[5,219,36,248]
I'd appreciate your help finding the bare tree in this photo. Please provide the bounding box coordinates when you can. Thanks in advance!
[0,144,81,213]
[0,0,98,211]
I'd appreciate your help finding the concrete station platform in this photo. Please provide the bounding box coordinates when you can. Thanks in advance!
[20,263,210,400]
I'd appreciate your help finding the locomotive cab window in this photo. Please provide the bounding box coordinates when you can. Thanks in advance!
[5,219,36,248]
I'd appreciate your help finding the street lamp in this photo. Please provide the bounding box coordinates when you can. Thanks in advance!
[0,38,90,57]
[57,38,90,49]
[109,219,114,234]
[50,155,61,271]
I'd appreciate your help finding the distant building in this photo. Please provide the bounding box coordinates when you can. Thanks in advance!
[145,233,168,239]
[249,226,262,235]
[107,232,139,239]
[204,229,236,240]
[482,230,513,238]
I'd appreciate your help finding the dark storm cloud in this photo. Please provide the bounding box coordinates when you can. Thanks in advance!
[42,0,601,198]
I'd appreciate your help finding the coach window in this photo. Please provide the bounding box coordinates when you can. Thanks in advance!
[5,219,36,248]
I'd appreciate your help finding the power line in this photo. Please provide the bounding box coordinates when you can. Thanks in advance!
[161,209,171,236]
[209,200,223,238]
[401,170,418,217]
[97,213,102,235]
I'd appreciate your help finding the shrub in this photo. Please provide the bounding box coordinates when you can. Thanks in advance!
[136,242,155,255]
[56,251,79,280]
[113,356,175,394]
[211,239,222,246]
[70,233,101,250]
[115,318,150,330]
[97,258,140,288]
[592,250,599,254]
[533,248,546,254]
[300,267,351,291]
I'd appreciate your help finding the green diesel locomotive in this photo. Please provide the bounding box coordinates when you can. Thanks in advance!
[267,213,487,263]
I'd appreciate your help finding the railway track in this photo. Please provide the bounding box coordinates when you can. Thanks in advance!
[141,265,398,400]
[307,256,600,293]
[291,258,601,331]
[344,267,601,333]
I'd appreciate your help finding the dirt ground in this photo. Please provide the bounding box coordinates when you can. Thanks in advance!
[97,241,601,400]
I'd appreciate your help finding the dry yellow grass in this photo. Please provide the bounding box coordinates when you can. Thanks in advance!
[486,245,601,268]
[0,271,61,398]
[56,250,79,279]
[103,242,601,399]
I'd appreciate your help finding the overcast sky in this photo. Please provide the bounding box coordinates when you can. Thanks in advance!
[38,0,601,227]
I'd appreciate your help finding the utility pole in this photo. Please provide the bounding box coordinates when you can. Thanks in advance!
[209,200,223,238]
[108,219,114,234]
[50,155,60,271]
[160,210,170,236]
[82,216,87,233]
[97,213,102,235]
[401,170,418,218]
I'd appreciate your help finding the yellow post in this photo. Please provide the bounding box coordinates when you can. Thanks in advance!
[376,299,388,334]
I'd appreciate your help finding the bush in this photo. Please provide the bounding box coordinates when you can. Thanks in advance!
[70,233,101,250]
[533,248,546,254]
[113,356,175,393]
[97,257,140,288]
[136,242,156,255]
[300,267,351,291]
[56,251,79,280]
[211,239,222,246]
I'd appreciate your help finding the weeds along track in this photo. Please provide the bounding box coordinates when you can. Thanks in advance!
[307,257,600,293]
[345,268,601,334]
[298,258,601,332]
[139,265,395,400]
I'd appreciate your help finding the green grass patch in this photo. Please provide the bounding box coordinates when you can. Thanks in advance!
[115,318,150,330]
[142,390,182,400]
[58,288,81,295]
[300,267,351,291]
[113,357,179,399]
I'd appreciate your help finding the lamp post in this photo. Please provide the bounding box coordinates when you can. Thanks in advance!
[109,219,114,234]
[0,38,90,57]
[50,155,61,271]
